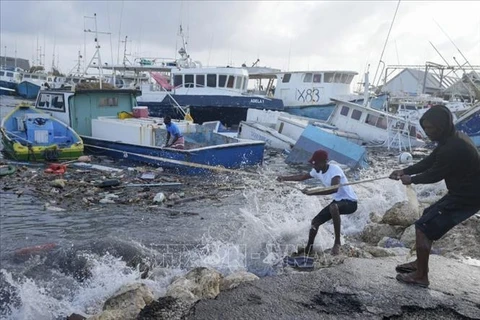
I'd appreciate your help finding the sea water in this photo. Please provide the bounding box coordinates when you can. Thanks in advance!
[0,96,455,319]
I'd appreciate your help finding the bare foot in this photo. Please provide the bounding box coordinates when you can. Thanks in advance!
[331,244,340,255]
[396,272,429,288]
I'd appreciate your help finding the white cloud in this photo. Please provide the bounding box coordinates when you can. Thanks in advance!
[1,0,478,79]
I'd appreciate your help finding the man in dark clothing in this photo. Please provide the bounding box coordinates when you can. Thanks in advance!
[389,105,480,287]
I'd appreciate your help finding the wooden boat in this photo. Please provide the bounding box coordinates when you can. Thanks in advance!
[33,89,266,174]
[0,105,84,161]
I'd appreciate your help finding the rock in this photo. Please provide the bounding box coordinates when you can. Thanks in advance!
[220,271,259,291]
[50,179,66,188]
[97,283,154,320]
[187,256,480,320]
[137,296,193,320]
[381,201,420,227]
[153,192,166,203]
[360,223,404,245]
[66,313,86,320]
[88,309,125,320]
[400,225,417,248]
[369,212,382,223]
[377,237,405,248]
[166,267,223,303]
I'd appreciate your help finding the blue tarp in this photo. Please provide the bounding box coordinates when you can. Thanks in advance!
[285,124,368,169]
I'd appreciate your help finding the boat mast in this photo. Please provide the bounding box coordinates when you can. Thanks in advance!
[84,13,111,89]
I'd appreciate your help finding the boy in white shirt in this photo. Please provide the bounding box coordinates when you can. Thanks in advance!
[277,149,358,255]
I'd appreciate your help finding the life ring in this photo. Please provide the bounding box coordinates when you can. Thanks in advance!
[44,163,67,174]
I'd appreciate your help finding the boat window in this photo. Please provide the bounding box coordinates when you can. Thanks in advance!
[6,72,13,77]
[324,73,334,83]
[365,114,379,126]
[334,73,343,83]
[24,74,31,79]
[235,76,242,89]
[227,75,235,88]
[196,74,205,87]
[282,73,291,83]
[32,75,39,79]
[207,74,216,87]
[38,94,50,108]
[66,77,71,82]
[173,75,183,87]
[184,74,194,88]
[73,79,80,84]
[341,74,350,84]
[50,94,65,110]
[313,74,322,83]
[243,77,248,90]
[376,116,387,129]
[340,106,350,116]
[303,73,313,83]
[347,74,355,84]
[218,75,227,87]
[351,109,362,120]
[99,97,119,107]
[0,71,4,76]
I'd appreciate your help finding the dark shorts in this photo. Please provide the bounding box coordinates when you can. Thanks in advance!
[415,195,480,241]
[312,200,358,227]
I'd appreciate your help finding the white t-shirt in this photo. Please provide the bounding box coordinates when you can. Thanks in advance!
[309,163,358,202]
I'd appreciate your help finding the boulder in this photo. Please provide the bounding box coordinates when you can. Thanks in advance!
[137,296,194,320]
[400,224,417,248]
[381,201,420,227]
[360,223,404,245]
[166,267,223,303]
[220,271,259,291]
[96,283,154,320]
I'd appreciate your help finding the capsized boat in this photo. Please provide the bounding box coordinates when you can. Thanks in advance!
[0,105,84,161]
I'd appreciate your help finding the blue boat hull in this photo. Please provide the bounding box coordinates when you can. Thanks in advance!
[283,97,370,121]
[142,94,284,127]
[81,136,265,175]
[286,124,368,169]
[17,82,40,99]
[455,106,480,147]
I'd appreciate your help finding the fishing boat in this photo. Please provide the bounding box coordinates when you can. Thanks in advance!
[34,88,266,174]
[16,79,43,99]
[455,103,480,147]
[0,67,22,95]
[103,26,284,127]
[0,105,84,161]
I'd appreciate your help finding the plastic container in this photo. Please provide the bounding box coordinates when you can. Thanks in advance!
[133,106,149,118]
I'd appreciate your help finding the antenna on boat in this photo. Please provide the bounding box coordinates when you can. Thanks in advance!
[84,13,111,89]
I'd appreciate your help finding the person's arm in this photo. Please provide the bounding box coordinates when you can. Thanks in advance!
[303,175,340,196]
[164,132,171,147]
[277,173,311,182]
[402,149,438,175]
[408,147,453,184]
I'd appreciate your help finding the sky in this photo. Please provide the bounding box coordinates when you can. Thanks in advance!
[1,0,479,86]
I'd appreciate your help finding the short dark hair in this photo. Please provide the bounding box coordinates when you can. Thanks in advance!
[164,115,172,122]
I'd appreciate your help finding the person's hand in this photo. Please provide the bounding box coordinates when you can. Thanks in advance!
[276,176,284,182]
[400,175,412,185]
[389,169,404,180]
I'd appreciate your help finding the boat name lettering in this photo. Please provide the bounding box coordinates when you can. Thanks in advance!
[250,99,264,104]
[297,88,320,103]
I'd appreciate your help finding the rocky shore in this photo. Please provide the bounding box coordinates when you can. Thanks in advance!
[65,209,480,320]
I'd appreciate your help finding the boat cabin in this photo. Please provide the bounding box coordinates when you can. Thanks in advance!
[145,67,249,96]
[328,99,425,149]
[273,71,358,107]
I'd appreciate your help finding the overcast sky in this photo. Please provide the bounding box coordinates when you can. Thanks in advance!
[1,1,479,85]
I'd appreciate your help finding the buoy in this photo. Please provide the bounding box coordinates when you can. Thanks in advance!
[399,152,413,164]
